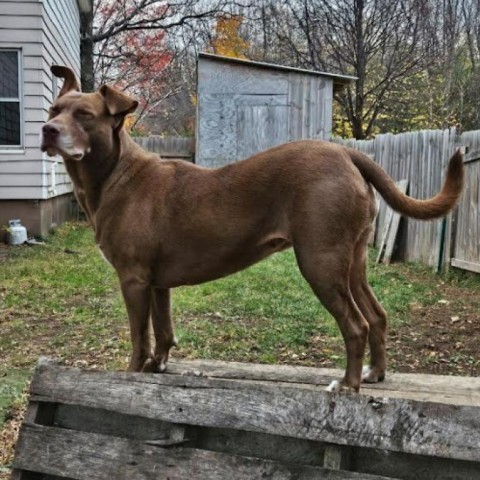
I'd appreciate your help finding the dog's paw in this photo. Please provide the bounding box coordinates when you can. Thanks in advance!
[362,365,385,383]
[141,358,166,373]
[326,379,359,393]
[326,380,341,392]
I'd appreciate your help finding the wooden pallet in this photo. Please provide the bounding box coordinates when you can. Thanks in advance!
[12,358,480,479]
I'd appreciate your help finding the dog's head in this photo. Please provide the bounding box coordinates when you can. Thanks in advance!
[41,65,138,161]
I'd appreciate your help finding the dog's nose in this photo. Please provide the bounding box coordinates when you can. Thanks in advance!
[42,123,60,139]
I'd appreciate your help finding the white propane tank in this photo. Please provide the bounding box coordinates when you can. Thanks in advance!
[6,219,28,245]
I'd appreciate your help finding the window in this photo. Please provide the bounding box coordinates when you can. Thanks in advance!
[0,50,22,147]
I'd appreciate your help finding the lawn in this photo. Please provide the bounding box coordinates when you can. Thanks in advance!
[1,222,479,471]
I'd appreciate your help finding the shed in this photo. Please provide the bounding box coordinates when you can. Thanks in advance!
[0,0,92,238]
[195,53,355,167]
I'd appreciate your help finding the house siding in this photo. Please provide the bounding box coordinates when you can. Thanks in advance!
[0,0,80,201]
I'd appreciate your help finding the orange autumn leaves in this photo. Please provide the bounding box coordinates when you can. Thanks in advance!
[211,15,250,60]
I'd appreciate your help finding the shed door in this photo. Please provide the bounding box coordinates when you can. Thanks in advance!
[236,95,289,160]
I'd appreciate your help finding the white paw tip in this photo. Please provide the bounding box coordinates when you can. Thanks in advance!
[326,380,341,392]
[159,361,167,372]
[362,366,372,375]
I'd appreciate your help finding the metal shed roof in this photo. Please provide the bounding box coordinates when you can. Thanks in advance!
[198,53,357,91]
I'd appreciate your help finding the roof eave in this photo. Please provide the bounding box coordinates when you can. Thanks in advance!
[198,52,357,86]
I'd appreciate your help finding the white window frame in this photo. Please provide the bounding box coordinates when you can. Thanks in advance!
[0,49,23,150]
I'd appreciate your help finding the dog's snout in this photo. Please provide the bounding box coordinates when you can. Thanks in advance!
[42,123,60,139]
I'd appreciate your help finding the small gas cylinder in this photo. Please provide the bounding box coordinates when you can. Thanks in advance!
[6,219,28,245]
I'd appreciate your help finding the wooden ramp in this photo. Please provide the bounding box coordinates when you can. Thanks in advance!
[12,358,480,479]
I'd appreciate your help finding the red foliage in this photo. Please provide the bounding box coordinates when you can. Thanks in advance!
[94,1,174,129]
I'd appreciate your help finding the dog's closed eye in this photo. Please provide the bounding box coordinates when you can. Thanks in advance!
[75,109,95,119]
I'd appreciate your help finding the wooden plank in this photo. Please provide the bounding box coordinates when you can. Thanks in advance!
[351,446,480,480]
[464,150,480,163]
[54,404,176,440]
[237,103,289,159]
[133,136,194,158]
[198,58,289,95]
[383,179,409,264]
[166,359,480,406]
[193,425,326,466]
[323,445,351,470]
[14,424,390,480]
[27,363,480,461]
[451,258,480,274]
[376,204,393,264]
[197,93,238,165]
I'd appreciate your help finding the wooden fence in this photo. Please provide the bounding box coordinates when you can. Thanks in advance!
[335,128,480,273]
[451,131,480,273]
[133,136,195,160]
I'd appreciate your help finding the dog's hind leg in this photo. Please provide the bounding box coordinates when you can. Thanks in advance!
[349,229,388,384]
[120,278,152,372]
[295,245,369,392]
[143,287,178,373]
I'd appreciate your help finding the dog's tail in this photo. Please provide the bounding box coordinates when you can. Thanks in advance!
[348,148,464,220]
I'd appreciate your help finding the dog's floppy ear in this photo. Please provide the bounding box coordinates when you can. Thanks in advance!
[51,65,81,97]
[99,85,139,128]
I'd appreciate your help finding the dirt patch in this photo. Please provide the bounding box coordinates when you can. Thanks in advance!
[0,243,10,263]
[280,281,480,376]
[388,284,480,376]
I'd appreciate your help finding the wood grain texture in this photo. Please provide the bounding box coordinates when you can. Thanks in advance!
[26,362,480,461]
[14,423,390,480]
[383,179,409,264]
[333,129,458,267]
[196,57,334,166]
[166,359,480,406]
[451,138,479,271]
[133,136,194,159]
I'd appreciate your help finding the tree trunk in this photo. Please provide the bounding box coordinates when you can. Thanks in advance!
[353,0,366,139]
[80,9,95,92]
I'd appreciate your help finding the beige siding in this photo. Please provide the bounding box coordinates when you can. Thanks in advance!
[0,0,80,200]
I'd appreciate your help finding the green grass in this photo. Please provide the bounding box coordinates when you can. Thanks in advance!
[1,222,479,430]
[0,369,29,424]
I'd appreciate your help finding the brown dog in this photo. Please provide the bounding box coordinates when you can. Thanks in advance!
[41,65,464,392]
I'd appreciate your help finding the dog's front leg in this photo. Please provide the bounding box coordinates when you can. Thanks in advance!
[143,287,177,373]
[120,278,152,372]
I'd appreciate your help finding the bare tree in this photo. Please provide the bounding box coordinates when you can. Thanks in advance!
[80,0,240,92]
[257,0,432,139]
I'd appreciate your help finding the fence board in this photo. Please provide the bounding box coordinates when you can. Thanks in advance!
[133,136,195,160]
[333,129,458,266]
[451,131,480,272]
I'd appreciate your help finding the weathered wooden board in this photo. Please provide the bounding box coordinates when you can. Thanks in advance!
[14,423,390,480]
[351,446,480,480]
[167,359,480,407]
[196,55,335,167]
[133,136,195,159]
[451,145,480,273]
[376,206,393,264]
[383,179,409,264]
[237,103,289,159]
[26,362,480,462]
